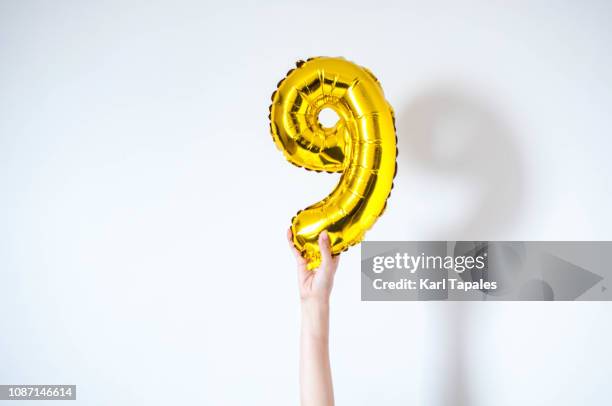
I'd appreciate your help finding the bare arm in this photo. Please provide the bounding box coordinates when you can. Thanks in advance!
[287,230,340,406]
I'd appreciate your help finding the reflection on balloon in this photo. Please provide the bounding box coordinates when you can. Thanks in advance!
[269,57,397,270]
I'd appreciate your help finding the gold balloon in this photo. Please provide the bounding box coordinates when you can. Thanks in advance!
[269,57,397,270]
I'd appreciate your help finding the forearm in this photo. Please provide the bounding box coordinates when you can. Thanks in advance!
[300,300,334,406]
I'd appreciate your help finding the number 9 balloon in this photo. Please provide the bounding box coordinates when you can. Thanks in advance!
[269,57,397,270]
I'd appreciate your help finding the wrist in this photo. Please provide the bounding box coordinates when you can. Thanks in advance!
[300,299,330,340]
[301,296,330,309]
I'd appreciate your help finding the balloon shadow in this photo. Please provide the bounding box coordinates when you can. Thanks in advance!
[396,85,525,406]
[397,86,524,239]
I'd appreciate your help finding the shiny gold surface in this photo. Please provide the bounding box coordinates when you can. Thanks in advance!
[269,57,397,269]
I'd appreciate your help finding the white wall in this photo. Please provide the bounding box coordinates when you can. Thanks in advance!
[1,1,611,405]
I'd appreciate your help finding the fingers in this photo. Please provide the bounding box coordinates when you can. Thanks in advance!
[318,231,333,271]
[288,229,310,290]
[286,228,293,244]
[290,228,338,276]
[331,253,340,274]
[287,228,307,265]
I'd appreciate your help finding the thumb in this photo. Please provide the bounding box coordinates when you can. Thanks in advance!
[318,231,333,273]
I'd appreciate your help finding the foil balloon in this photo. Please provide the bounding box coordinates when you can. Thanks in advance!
[269,57,397,270]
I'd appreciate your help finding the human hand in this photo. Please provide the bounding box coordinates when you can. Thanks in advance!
[287,229,340,305]
[289,229,338,406]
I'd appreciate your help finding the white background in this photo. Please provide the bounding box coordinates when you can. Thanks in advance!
[1,1,611,405]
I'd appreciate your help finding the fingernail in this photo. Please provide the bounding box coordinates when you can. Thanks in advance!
[321,231,328,241]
